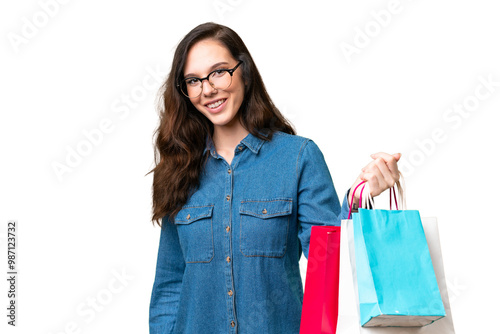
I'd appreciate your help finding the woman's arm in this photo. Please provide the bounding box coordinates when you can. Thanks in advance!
[296,139,342,259]
[296,143,401,260]
[149,217,186,334]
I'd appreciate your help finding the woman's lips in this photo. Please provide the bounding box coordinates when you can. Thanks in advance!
[205,98,227,114]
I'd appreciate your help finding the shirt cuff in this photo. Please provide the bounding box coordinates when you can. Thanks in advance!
[339,190,352,221]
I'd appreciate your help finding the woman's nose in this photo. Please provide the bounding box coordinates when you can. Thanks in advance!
[201,79,217,96]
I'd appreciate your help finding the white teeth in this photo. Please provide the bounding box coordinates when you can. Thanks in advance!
[207,99,225,109]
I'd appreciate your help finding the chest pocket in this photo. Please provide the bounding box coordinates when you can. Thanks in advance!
[239,198,292,257]
[175,204,214,263]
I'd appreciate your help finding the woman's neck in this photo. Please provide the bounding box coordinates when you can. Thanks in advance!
[213,121,249,157]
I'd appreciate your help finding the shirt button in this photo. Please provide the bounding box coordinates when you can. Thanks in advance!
[231,321,236,327]
[226,195,231,201]
[226,256,231,263]
[262,208,267,214]
[186,214,191,220]
[228,290,233,296]
[228,169,231,174]
[226,226,230,232]
[238,146,243,150]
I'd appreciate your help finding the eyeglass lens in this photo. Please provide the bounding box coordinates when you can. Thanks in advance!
[182,70,232,98]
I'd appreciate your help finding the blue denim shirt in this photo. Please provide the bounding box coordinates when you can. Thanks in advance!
[149,130,351,334]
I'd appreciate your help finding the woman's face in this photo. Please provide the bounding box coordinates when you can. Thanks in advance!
[183,39,245,131]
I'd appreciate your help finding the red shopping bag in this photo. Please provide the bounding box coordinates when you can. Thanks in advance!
[300,225,341,334]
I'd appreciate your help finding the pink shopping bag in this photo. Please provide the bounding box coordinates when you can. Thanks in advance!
[300,225,341,334]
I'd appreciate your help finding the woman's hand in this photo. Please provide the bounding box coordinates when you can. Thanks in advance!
[349,152,401,207]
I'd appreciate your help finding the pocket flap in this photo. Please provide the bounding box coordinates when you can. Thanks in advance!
[240,198,292,219]
[175,204,214,225]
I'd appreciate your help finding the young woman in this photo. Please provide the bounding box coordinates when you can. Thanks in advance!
[148,22,401,334]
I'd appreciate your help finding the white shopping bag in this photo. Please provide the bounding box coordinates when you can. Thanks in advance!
[337,217,456,333]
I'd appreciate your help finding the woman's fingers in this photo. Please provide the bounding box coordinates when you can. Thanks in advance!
[370,152,401,179]
[360,153,402,197]
[350,152,402,206]
[360,172,381,196]
[370,152,401,161]
[363,164,388,194]
[361,171,386,197]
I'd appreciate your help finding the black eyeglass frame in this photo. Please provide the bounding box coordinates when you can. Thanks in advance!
[177,61,243,98]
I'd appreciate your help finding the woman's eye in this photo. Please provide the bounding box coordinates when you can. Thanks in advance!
[185,78,200,86]
[212,69,226,77]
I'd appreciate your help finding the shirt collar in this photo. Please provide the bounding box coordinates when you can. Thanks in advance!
[203,129,270,156]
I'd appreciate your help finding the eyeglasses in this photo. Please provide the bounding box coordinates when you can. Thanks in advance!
[178,61,243,99]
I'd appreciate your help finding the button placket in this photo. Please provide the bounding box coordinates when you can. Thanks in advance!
[221,157,238,332]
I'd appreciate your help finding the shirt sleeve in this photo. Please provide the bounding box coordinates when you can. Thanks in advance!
[149,216,186,334]
[297,139,346,259]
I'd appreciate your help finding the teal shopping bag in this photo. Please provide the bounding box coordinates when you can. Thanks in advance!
[351,208,446,327]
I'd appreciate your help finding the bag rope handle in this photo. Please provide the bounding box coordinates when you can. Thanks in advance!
[348,180,366,219]
[348,172,406,219]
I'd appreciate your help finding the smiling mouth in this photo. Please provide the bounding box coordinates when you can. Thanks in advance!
[206,99,227,109]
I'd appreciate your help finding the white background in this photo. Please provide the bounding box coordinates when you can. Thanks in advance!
[1,0,498,333]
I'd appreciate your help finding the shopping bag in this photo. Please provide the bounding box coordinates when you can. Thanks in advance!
[338,217,456,333]
[346,181,446,327]
[300,225,341,334]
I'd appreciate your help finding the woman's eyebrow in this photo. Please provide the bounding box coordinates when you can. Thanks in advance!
[184,61,230,78]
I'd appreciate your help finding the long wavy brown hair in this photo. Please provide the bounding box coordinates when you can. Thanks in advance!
[148,22,296,227]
